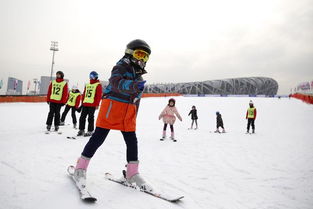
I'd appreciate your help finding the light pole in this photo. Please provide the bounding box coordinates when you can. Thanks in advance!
[50,41,59,81]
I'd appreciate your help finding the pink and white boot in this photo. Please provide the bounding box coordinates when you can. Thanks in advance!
[74,156,90,186]
[170,131,177,142]
[126,161,153,192]
[161,130,166,140]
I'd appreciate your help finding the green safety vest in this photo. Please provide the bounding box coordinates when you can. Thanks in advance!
[50,80,66,101]
[67,91,80,107]
[83,82,100,103]
[247,107,256,118]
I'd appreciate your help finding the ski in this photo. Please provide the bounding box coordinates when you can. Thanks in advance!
[67,165,97,202]
[160,138,177,142]
[105,172,184,203]
[66,135,89,140]
[45,130,62,134]
[66,136,77,140]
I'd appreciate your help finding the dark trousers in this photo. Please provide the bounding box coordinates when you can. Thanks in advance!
[247,118,255,131]
[191,119,198,128]
[163,123,174,132]
[81,127,138,162]
[217,122,224,129]
[46,102,62,126]
[79,106,96,132]
[61,105,77,124]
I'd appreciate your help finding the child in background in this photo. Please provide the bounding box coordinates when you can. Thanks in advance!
[77,71,102,137]
[246,100,257,134]
[215,111,225,133]
[159,98,182,141]
[46,71,68,132]
[188,105,198,130]
[60,85,81,129]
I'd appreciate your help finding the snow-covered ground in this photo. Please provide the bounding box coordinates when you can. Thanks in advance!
[0,96,312,209]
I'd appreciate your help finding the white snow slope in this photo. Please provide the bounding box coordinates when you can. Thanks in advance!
[0,96,312,209]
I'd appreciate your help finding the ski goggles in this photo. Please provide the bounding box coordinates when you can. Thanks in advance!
[126,49,149,62]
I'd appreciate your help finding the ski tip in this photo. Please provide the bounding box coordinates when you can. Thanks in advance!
[170,196,184,202]
[104,172,112,178]
[67,165,75,175]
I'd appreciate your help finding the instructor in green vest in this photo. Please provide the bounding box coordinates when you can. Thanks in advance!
[246,100,257,134]
[77,71,102,137]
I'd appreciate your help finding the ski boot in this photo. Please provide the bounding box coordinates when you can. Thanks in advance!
[84,131,93,137]
[59,121,65,126]
[246,129,250,134]
[252,129,255,134]
[222,129,226,133]
[73,123,77,129]
[214,129,220,133]
[77,130,85,136]
[125,161,153,192]
[170,132,177,142]
[160,131,166,141]
[54,126,59,132]
[46,125,51,131]
[74,156,90,186]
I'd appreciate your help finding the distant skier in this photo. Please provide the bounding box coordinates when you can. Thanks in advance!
[72,39,153,192]
[246,100,257,134]
[60,85,81,129]
[46,71,68,132]
[215,111,225,133]
[188,105,198,129]
[159,98,182,141]
[77,71,102,137]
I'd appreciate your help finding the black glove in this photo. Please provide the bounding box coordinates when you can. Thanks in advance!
[47,101,50,105]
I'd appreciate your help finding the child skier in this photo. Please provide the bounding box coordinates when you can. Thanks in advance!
[72,39,153,192]
[60,85,81,129]
[46,71,68,132]
[215,111,225,133]
[77,71,102,137]
[159,98,182,141]
[188,105,198,129]
[246,100,257,133]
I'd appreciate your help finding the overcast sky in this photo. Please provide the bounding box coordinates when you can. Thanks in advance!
[0,0,312,94]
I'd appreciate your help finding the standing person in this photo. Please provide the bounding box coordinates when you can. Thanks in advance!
[77,71,102,137]
[246,100,257,134]
[188,105,198,130]
[215,111,225,133]
[60,85,81,129]
[46,71,68,132]
[72,39,153,191]
[159,98,182,141]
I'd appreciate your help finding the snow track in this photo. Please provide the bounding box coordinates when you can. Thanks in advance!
[0,97,312,209]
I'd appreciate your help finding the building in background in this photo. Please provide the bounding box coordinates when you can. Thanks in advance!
[6,77,23,95]
[39,76,71,95]
[39,76,54,95]
[292,80,313,95]
[144,77,279,96]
